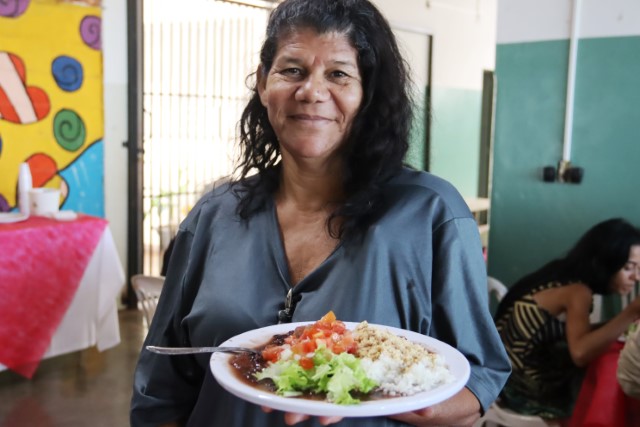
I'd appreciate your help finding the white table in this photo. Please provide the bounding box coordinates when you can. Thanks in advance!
[463,197,490,214]
[464,197,491,242]
[0,224,125,372]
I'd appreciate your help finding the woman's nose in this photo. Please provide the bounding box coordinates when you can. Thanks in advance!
[295,75,329,102]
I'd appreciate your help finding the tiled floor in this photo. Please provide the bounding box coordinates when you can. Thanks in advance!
[0,309,146,427]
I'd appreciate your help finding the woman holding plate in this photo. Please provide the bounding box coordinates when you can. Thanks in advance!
[130,0,510,426]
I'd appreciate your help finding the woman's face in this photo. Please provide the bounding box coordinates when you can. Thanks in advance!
[609,244,640,295]
[258,28,363,165]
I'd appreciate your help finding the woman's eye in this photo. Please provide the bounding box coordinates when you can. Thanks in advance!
[330,70,348,78]
[281,68,302,76]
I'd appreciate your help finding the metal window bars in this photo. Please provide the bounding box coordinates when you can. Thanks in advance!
[141,0,270,275]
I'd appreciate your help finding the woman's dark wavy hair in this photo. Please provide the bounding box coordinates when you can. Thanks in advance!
[496,218,640,319]
[234,0,413,240]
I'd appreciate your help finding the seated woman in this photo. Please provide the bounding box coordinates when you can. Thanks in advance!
[494,218,640,421]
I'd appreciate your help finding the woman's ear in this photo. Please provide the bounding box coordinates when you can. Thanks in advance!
[257,65,267,107]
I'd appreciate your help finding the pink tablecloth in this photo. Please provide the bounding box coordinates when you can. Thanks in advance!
[569,341,640,427]
[0,215,107,378]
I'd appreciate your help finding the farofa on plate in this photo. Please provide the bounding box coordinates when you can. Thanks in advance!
[354,321,454,396]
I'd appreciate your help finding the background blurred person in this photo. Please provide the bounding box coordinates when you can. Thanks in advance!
[495,218,640,422]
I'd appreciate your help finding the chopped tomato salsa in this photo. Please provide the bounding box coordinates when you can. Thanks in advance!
[260,311,358,369]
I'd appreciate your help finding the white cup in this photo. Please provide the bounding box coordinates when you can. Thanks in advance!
[29,188,61,217]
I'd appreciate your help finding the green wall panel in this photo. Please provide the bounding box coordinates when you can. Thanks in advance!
[489,36,640,287]
[429,87,483,196]
[405,89,428,171]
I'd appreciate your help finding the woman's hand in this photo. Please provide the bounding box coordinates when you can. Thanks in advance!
[388,388,481,427]
[261,406,343,425]
[262,387,480,426]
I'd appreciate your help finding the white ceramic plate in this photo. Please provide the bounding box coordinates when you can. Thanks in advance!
[210,322,470,417]
[0,212,29,224]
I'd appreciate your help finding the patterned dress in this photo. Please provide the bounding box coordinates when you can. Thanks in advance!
[495,282,585,418]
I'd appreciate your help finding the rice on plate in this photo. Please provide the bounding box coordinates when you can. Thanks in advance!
[354,321,455,396]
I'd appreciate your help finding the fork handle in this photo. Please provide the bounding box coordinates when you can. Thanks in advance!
[146,345,256,355]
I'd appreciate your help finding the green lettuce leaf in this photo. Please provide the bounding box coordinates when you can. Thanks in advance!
[254,347,378,405]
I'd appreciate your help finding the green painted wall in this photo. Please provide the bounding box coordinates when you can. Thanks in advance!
[405,90,428,171]
[428,87,483,196]
[489,36,640,287]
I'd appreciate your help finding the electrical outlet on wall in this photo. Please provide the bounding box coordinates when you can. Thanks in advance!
[542,161,584,184]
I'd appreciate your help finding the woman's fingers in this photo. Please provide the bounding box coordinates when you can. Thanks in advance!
[318,416,344,425]
[389,411,429,426]
[260,406,342,425]
[284,412,311,425]
[284,412,342,425]
[261,407,309,425]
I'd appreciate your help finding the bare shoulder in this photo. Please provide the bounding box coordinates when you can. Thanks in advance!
[534,282,592,316]
[562,282,593,298]
[562,282,593,311]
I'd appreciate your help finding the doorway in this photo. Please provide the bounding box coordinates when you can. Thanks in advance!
[391,25,433,171]
[138,0,272,276]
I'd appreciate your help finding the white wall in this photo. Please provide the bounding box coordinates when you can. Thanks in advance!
[498,0,640,44]
[102,0,128,269]
[374,0,497,90]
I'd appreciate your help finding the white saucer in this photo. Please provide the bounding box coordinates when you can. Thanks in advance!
[0,212,29,224]
[51,210,78,221]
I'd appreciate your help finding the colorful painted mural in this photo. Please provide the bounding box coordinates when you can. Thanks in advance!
[0,0,104,216]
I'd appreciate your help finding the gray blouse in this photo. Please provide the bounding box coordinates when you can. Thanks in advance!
[130,168,510,427]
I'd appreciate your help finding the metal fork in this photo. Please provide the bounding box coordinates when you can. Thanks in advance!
[146,345,260,355]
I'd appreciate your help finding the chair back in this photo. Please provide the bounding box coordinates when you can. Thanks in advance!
[590,294,603,324]
[131,274,164,327]
[487,276,508,315]
[488,276,507,302]
[622,282,639,309]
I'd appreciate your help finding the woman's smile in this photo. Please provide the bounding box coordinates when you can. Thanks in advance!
[289,113,332,123]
